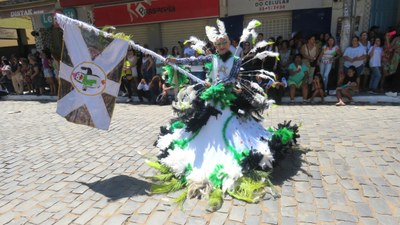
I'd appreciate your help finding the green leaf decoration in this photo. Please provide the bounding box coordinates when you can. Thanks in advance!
[200,83,237,109]
[174,188,189,208]
[209,164,228,188]
[227,176,268,203]
[163,65,189,88]
[146,161,171,174]
[170,120,186,132]
[273,127,294,145]
[144,173,175,182]
[208,188,223,211]
[150,177,186,194]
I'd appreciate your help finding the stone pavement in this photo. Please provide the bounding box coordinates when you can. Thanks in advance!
[0,101,399,225]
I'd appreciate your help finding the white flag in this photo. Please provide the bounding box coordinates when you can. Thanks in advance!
[56,14,129,130]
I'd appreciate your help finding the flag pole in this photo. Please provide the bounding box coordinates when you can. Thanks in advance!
[54,13,205,85]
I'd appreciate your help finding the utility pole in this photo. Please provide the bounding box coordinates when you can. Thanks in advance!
[340,0,356,51]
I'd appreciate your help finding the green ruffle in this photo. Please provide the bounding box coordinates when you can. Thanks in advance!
[200,83,237,109]
[163,65,189,88]
[209,164,228,188]
[272,127,294,145]
[170,120,186,132]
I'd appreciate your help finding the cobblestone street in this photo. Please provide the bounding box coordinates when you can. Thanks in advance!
[0,101,399,225]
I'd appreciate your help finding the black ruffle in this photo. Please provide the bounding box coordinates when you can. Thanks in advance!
[240,150,264,173]
[230,80,268,121]
[268,120,300,167]
[186,105,222,133]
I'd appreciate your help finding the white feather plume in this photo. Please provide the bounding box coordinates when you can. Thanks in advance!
[205,26,219,43]
[160,149,195,175]
[187,36,206,54]
[239,28,251,43]
[254,50,280,60]
[246,19,261,30]
[216,19,226,36]
[250,82,265,93]
[250,41,275,53]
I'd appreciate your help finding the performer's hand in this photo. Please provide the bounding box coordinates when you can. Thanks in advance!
[166,57,176,64]
[204,81,211,87]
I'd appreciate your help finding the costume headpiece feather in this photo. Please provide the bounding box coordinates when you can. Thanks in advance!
[205,19,227,43]
[185,36,206,55]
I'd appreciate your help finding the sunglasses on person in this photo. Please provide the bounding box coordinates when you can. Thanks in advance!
[215,41,228,46]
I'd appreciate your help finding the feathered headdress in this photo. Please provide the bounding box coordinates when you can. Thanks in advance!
[205,19,227,43]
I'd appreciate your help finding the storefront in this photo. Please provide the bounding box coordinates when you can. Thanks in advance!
[226,0,332,40]
[92,0,219,50]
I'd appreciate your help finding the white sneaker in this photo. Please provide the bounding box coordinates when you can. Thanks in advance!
[385,92,397,97]
[126,98,132,102]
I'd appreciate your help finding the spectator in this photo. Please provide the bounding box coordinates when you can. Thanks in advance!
[335,66,358,106]
[288,54,309,103]
[381,30,396,90]
[359,31,371,91]
[300,35,319,84]
[229,38,243,57]
[279,40,291,79]
[183,42,195,57]
[121,51,134,102]
[256,33,264,43]
[51,52,60,79]
[368,37,383,93]
[10,55,24,94]
[241,41,253,72]
[309,73,325,104]
[141,53,155,83]
[318,37,342,94]
[171,46,181,58]
[155,48,166,76]
[20,58,32,94]
[28,54,44,96]
[190,51,206,81]
[387,30,400,75]
[265,73,287,104]
[149,75,162,104]
[343,36,367,87]
[263,37,279,72]
[1,58,14,93]
[41,49,56,95]
[127,48,138,97]
[137,78,150,103]
[157,77,175,105]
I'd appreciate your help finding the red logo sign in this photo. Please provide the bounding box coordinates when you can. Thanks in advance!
[93,0,219,26]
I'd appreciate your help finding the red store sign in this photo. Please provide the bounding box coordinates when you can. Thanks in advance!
[93,0,219,27]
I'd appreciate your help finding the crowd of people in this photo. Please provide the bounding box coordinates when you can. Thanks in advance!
[1,24,399,106]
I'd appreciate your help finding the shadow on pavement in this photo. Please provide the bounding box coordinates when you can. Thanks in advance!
[79,175,150,201]
[270,147,312,186]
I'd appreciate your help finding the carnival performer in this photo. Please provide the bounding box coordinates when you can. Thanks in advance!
[147,19,299,211]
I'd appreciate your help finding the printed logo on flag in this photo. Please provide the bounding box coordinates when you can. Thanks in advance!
[71,62,106,96]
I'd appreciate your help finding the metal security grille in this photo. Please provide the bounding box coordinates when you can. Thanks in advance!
[244,11,292,40]
[116,24,149,46]
[160,19,209,51]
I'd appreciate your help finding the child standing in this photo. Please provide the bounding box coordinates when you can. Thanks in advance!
[368,37,383,93]
[335,66,358,106]
[309,73,325,103]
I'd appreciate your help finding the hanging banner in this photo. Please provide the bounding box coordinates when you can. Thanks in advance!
[227,0,323,16]
[55,14,129,130]
[93,0,219,26]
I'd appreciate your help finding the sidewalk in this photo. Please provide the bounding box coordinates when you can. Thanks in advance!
[2,92,400,104]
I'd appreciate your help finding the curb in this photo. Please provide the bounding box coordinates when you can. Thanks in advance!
[2,94,400,104]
